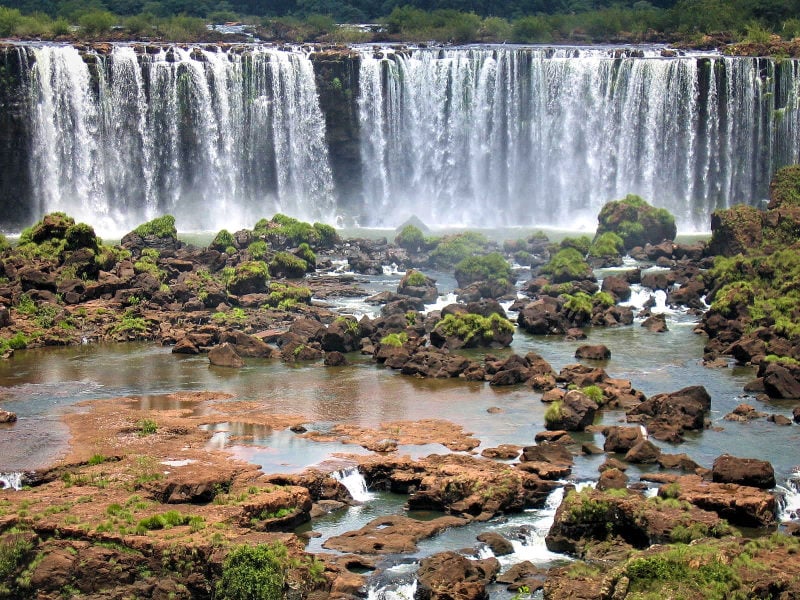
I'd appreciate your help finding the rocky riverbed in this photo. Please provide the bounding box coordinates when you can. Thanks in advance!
[2,179,800,598]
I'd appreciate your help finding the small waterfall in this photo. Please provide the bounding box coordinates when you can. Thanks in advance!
[366,580,417,600]
[365,562,419,600]
[332,466,374,502]
[777,472,800,522]
[0,472,24,490]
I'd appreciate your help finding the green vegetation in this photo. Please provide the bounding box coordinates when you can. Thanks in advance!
[434,312,514,345]
[263,283,312,309]
[211,229,236,252]
[541,247,592,284]
[563,291,593,320]
[559,235,592,255]
[228,260,269,292]
[217,542,288,600]
[0,533,34,584]
[769,164,800,207]
[588,231,625,258]
[133,215,177,240]
[135,418,158,436]
[254,214,336,250]
[404,270,428,287]
[380,332,409,347]
[395,224,429,253]
[133,248,165,280]
[596,195,676,250]
[111,310,150,336]
[453,252,513,287]
[269,251,309,278]
[581,385,605,405]
[428,232,489,269]
[135,510,198,533]
[544,401,563,427]
[247,240,269,260]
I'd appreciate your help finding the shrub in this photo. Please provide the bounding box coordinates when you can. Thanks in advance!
[454,252,513,287]
[248,240,269,260]
[263,283,312,308]
[544,401,563,427]
[78,10,116,35]
[134,215,177,239]
[541,248,593,283]
[395,224,426,252]
[581,385,605,405]
[255,214,323,249]
[588,232,625,257]
[211,229,236,252]
[563,292,593,320]
[434,312,514,346]
[404,270,428,287]
[0,233,10,253]
[269,252,308,278]
[512,15,553,42]
[295,243,316,269]
[136,419,157,436]
[560,235,592,255]
[0,533,34,581]
[380,332,409,347]
[312,222,339,248]
[596,195,676,250]
[429,231,489,269]
[593,291,616,308]
[216,543,288,600]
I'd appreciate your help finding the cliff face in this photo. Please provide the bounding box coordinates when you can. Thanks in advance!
[0,46,33,231]
[310,50,363,220]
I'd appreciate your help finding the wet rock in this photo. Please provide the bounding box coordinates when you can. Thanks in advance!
[171,337,199,354]
[397,269,438,303]
[761,362,800,399]
[0,304,9,327]
[627,385,710,442]
[641,313,668,332]
[0,409,16,423]
[324,350,348,366]
[477,531,514,556]
[657,453,702,472]
[602,425,644,453]
[768,413,792,426]
[495,560,546,591]
[480,445,521,460]
[712,454,776,489]
[415,551,500,600]
[624,440,661,464]
[323,514,467,554]
[208,343,245,368]
[723,403,766,421]
[575,344,611,360]
[545,390,597,431]
[666,474,776,526]
[219,330,277,358]
[601,275,631,302]
[596,467,628,490]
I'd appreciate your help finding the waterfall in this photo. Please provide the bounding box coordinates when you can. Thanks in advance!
[7,45,800,233]
[25,44,335,235]
[357,48,800,230]
[332,466,375,502]
[777,471,800,522]
[0,472,24,490]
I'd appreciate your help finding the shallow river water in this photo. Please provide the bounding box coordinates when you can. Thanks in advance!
[0,262,798,597]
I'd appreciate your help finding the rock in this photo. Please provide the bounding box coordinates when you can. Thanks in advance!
[657,453,702,471]
[602,426,644,453]
[768,413,792,426]
[495,560,546,589]
[596,195,677,250]
[0,409,17,423]
[324,351,348,366]
[171,337,199,354]
[596,468,628,490]
[575,344,611,360]
[711,454,776,489]
[397,269,438,303]
[601,275,631,301]
[0,304,10,327]
[641,313,668,332]
[667,474,776,527]
[477,531,514,556]
[219,330,276,358]
[627,385,710,442]
[723,403,766,421]
[208,343,245,368]
[415,551,500,600]
[707,204,764,256]
[517,297,564,335]
[481,445,521,460]
[624,440,661,463]
[323,515,467,554]
[761,362,800,399]
[546,390,597,431]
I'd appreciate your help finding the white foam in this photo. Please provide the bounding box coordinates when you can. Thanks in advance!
[332,466,375,502]
[0,472,24,491]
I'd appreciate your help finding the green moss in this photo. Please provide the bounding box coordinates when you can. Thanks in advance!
[380,332,409,347]
[581,385,605,405]
[312,222,339,248]
[248,240,269,260]
[0,533,34,581]
[454,252,513,287]
[596,194,676,249]
[263,283,312,308]
[133,215,177,239]
[211,229,236,252]
[769,164,800,207]
[0,233,9,253]
[296,243,316,268]
[588,231,624,257]
[133,248,165,281]
[559,235,592,255]
[563,489,611,523]
[229,261,269,291]
[541,247,592,283]
[429,231,489,269]
[435,312,514,344]
[395,224,427,252]
[563,292,593,320]
[254,214,322,249]
[269,251,309,278]
[593,291,616,308]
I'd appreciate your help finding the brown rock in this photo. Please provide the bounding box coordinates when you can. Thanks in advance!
[641,313,668,332]
[624,440,661,464]
[481,444,521,460]
[768,413,792,426]
[667,474,776,526]
[208,343,244,368]
[416,551,499,600]
[0,409,16,423]
[323,515,467,554]
[575,344,611,360]
[712,454,776,489]
[324,351,348,366]
[596,468,628,490]
[603,425,644,453]
[477,531,514,556]
[172,337,199,354]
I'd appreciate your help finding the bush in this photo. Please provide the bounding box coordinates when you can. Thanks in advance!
[295,243,316,269]
[64,222,99,251]
[263,283,312,308]
[769,164,800,208]
[312,222,339,248]
[512,15,553,42]
[211,229,236,252]
[454,252,513,288]
[434,312,514,347]
[380,332,409,347]
[134,215,177,239]
[429,232,489,269]
[248,240,269,260]
[405,270,428,287]
[216,543,288,600]
[544,401,563,427]
[0,7,22,36]
[596,195,676,250]
[269,252,308,278]
[395,224,427,252]
[0,233,9,253]
[78,10,116,35]
[541,248,593,283]
[588,232,625,258]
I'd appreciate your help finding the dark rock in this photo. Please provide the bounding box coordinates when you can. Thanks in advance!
[768,414,792,426]
[172,338,199,355]
[477,532,514,556]
[415,551,499,600]
[546,390,597,432]
[575,344,611,360]
[219,330,276,358]
[624,440,661,463]
[627,385,710,442]
[0,409,16,423]
[602,425,644,453]
[641,313,668,332]
[324,351,348,366]
[761,362,800,398]
[712,454,776,489]
[596,468,628,490]
[0,304,9,327]
[208,343,245,368]
[601,275,631,301]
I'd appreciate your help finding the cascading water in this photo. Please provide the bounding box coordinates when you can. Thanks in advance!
[332,466,375,502]
[358,48,800,230]
[6,44,800,232]
[777,470,800,522]
[0,472,23,490]
[25,44,334,235]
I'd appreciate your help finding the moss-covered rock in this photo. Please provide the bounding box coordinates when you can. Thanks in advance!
[228,261,269,295]
[540,248,595,284]
[453,252,513,288]
[427,232,490,269]
[596,195,676,250]
[430,312,514,350]
[706,204,763,256]
[269,251,309,279]
[768,164,800,209]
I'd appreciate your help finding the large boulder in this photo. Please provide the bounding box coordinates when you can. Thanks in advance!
[665,474,776,527]
[208,343,245,368]
[545,390,597,432]
[596,195,677,250]
[627,385,710,442]
[711,454,776,489]
[397,269,438,303]
[760,361,800,399]
[706,204,763,257]
[415,551,500,600]
[602,425,644,453]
